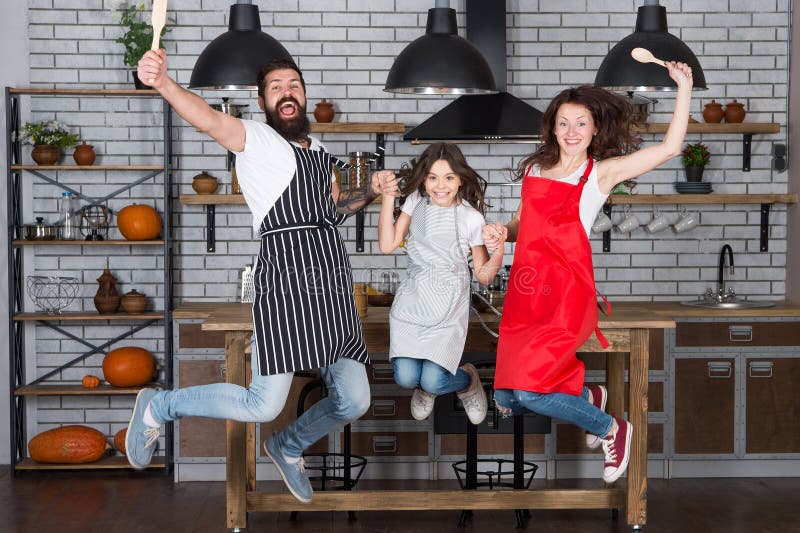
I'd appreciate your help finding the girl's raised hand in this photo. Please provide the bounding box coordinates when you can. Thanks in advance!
[482,222,507,253]
[666,61,693,90]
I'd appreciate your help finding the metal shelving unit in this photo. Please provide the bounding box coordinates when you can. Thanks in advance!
[5,87,173,473]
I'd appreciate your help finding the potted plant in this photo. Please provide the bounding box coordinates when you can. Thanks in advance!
[681,142,711,182]
[114,2,172,89]
[17,120,79,165]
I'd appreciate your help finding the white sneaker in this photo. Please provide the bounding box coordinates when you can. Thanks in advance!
[410,388,436,421]
[457,363,487,425]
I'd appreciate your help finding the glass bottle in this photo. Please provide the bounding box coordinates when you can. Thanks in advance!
[59,191,79,240]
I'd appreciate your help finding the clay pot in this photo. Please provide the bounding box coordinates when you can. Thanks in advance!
[73,141,96,166]
[120,289,147,314]
[684,166,705,183]
[31,144,60,165]
[702,100,724,123]
[313,99,335,123]
[94,269,121,314]
[724,100,746,123]
[191,172,219,194]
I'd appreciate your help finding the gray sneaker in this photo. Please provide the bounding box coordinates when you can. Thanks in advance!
[457,363,487,425]
[264,434,313,503]
[410,388,436,421]
[126,388,160,469]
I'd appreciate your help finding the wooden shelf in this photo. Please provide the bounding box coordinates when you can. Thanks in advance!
[632,122,780,134]
[14,311,164,321]
[607,193,798,205]
[15,384,145,396]
[11,164,163,171]
[309,122,405,134]
[9,88,159,96]
[181,193,246,205]
[15,455,166,470]
[13,239,164,246]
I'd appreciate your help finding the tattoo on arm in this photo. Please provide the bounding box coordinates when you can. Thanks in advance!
[335,187,377,215]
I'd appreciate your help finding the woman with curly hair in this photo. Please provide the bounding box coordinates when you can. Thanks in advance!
[483,62,693,483]
[378,142,504,426]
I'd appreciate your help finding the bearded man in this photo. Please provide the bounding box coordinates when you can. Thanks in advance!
[125,49,395,504]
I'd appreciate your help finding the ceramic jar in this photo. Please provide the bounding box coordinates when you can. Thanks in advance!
[313,99,335,123]
[191,172,219,194]
[702,100,724,123]
[94,269,121,314]
[120,289,147,314]
[31,144,60,165]
[724,100,746,123]
[73,141,96,165]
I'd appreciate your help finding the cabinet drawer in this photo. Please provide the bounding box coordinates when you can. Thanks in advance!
[360,395,413,421]
[178,323,228,349]
[345,431,429,457]
[440,433,545,456]
[676,322,800,347]
[366,363,396,384]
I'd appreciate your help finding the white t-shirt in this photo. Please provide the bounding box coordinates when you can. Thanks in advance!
[233,119,329,232]
[528,159,608,237]
[401,191,486,257]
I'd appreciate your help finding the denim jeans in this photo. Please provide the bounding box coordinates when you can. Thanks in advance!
[148,340,371,458]
[493,386,612,438]
[392,357,470,395]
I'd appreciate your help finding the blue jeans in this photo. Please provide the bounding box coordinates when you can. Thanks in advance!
[148,340,371,458]
[392,357,470,395]
[493,387,613,438]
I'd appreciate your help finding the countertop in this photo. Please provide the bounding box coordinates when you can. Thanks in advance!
[173,300,800,325]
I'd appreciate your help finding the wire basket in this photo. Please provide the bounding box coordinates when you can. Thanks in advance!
[26,276,80,314]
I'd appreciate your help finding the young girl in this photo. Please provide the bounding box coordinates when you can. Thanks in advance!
[484,62,693,483]
[379,143,506,425]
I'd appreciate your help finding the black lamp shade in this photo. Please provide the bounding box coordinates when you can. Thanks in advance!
[189,3,293,90]
[594,4,707,91]
[384,7,496,95]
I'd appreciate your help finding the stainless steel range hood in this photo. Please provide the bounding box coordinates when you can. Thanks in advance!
[404,0,543,144]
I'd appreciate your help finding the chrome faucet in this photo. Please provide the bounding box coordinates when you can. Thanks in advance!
[717,244,735,298]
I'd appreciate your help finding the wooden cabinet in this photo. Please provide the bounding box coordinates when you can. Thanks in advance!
[745,357,800,454]
[674,358,736,454]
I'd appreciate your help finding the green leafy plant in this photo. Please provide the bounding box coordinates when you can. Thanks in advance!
[114,3,172,68]
[682,142,711,167]
[18,121,79,148]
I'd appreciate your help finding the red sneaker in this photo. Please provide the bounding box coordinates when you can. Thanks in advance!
[601,416,633,483]
[585,384,607,449]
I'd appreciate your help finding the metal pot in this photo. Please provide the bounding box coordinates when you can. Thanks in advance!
[24,217,59,240]
[627,93,658,124]
[211,98,248,118]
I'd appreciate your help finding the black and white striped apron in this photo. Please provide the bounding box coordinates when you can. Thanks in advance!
[252,144,369,376]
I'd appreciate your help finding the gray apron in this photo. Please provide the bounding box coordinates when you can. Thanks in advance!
[389,197,471,374]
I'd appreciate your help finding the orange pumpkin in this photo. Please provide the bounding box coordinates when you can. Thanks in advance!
[28,425,110,464]
[113,428,127,454]
[117,203,162,240]
[81,374,101,388]
[102,346,156,387]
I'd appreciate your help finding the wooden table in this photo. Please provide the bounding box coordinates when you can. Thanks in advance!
[200,303,674,531]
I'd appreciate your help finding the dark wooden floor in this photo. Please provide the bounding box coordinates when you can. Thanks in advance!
[2,469,798,532]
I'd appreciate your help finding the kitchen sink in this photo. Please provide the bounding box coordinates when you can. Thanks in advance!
[680,299,775,309]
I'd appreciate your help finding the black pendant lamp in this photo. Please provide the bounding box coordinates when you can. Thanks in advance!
[594,0,707,91]
[189,1,293,90]
[384,0,496,95]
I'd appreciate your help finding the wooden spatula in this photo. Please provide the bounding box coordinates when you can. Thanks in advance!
[150,0,168,51]
[631,47,666,68]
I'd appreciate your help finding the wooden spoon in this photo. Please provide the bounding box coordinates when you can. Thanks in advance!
[150,0,168,51]
[631,47,667,68]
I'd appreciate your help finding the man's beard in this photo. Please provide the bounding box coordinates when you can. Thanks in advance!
[266,96,310,142]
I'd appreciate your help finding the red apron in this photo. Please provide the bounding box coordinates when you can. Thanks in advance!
[494,159,608,396]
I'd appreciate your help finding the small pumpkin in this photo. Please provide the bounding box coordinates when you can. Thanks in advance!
[102,346,156,387]
[82,374,101,388]
[28,425,110,464]
[114,428,127,454]
[117,203,162,240]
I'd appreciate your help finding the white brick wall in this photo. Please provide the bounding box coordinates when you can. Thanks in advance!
[14,2,792,430]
